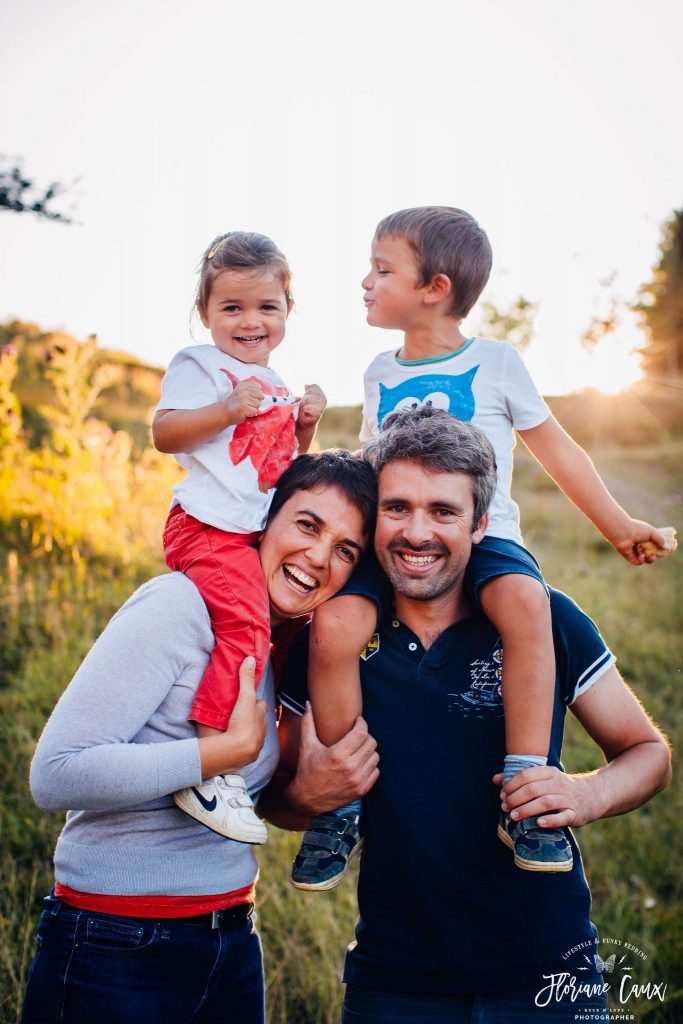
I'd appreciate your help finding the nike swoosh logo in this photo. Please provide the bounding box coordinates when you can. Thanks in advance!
[192,788,217,812]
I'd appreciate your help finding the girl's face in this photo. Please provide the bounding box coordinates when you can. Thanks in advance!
[259,486,367,624]
[200,267,288,367]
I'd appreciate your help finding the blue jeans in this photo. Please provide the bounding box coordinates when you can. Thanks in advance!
[341,982,608,1023]
[21,896,265,1024]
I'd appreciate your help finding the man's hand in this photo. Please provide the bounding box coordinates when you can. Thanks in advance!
[258,704,379,829]
[288,703,379,816]
[296,384,327,430]
[199,657,268,778]
[223,381,264,424]
[494,767,599,829]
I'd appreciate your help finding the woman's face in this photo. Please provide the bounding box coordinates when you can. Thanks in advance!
[260,485,368,623]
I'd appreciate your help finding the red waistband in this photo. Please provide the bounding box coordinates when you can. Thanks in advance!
[54,882,255,918]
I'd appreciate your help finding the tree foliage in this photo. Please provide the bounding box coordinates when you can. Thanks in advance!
[477,295,538,351]
[0,156,75,223]
[636,210,683,381]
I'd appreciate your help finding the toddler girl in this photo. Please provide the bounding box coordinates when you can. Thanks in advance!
[153,232,326,843]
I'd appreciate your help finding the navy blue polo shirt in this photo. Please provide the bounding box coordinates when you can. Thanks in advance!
[279,589,614,995]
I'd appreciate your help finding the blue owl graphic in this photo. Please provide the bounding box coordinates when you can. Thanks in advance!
[376,366,480,430]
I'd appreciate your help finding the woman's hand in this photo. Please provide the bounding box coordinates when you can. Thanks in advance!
[198,658,268,778]
[494,766,599,829]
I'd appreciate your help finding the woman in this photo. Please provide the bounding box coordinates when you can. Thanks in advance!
[22,451,377,1024]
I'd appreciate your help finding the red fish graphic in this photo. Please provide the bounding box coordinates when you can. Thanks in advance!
[221,370,297,493]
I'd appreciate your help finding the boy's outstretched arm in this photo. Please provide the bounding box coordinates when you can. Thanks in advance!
[518,416,672,565]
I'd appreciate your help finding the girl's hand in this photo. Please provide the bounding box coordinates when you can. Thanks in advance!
[224,381,264,424]
[297,384,327,429]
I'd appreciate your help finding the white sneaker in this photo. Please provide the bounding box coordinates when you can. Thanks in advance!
[174,775,268,844]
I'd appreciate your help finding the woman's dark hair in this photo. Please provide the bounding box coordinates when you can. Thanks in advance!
[266,450,376,538]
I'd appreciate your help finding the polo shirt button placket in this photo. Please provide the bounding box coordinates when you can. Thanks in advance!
[408,642,418,652]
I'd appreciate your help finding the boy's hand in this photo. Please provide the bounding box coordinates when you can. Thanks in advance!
[223,380,264,424]
[635,526,677,561]
[613,521,677,566]
[297,384,327,429]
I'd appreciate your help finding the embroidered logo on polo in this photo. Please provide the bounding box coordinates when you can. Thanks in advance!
[360,633,380,661]
[448,643,504,716]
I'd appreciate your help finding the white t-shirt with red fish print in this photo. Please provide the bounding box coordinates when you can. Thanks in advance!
[157,345,298,533]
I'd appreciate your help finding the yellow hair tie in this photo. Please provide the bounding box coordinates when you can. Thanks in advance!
[206,238,226,260]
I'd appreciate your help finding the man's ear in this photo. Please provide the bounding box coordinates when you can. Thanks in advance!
[471,513,488,545]
[424,273,453,306]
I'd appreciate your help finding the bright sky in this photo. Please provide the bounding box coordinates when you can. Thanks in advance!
[1,0,681,404]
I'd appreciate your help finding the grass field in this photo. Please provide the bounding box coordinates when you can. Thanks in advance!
[0,439,681,1023]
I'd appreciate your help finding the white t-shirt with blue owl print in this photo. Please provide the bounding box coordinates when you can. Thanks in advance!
[360,337,550,544]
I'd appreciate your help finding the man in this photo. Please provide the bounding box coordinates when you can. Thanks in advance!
[260,408,671,1023]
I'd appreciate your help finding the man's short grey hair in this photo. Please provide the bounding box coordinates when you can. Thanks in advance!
[370,407,497,524]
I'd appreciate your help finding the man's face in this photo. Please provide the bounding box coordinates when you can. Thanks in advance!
[374,460,487,601]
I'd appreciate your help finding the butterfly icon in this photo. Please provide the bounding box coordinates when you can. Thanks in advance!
[594,954,616,974]
[584,952,631,975]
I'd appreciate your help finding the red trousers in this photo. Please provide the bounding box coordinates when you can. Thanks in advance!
[163,506,271,730]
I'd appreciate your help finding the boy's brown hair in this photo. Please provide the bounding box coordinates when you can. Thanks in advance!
[375,206,492,318]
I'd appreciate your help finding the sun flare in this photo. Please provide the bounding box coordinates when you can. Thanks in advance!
[582,335,643,395]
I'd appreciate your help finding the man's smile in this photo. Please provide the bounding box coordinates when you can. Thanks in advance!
[388,542,446,574]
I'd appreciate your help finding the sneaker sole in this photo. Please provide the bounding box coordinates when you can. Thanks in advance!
[173,791,268,845]
[290,838,364,892]
[497,823,573,873]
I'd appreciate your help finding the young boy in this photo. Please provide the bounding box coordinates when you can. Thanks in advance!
[289,206,674,891]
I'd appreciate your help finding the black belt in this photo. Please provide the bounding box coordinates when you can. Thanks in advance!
[173,902,254,930]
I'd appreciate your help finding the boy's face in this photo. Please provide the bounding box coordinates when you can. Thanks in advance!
[361,235,429,330]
